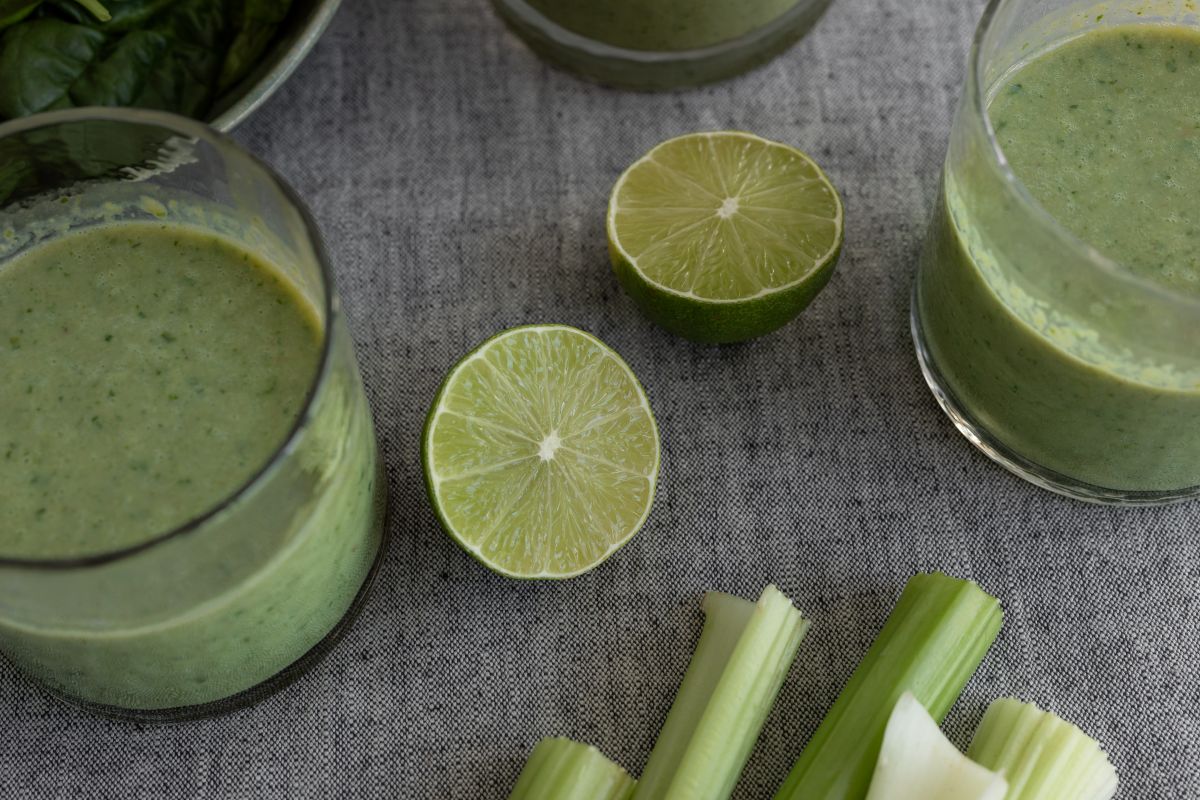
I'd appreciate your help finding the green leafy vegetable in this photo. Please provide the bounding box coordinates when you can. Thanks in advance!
[774,573,1003,800]
[865,692,1007,800]
[68,28,169,106]
[219,0,292,91]
[11,0,110,27]
[72,0,108,21]
[0,0,296,121]
[45,0,174,32]
[967,699,1118,800]
[509,738,635,800]
[0,19,105,118]
[0,0,41,32]
[633,585,810,800]
[135,0,232,118]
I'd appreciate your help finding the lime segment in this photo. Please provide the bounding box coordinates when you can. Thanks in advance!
[423,325,659,579]
[608,131,844,343]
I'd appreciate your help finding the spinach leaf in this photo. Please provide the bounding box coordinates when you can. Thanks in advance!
[219,0,293,92]
[0,0,294,121]
[0,0,41,33]
[134,0,231,118]
[44,0,174,33]
[72,0,109,21]
[0,19,105,118]
[69,28,168,106]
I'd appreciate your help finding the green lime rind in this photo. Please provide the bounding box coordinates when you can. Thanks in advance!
[609,236,841,344]
[608,131,844,344]
[422,324,660,580]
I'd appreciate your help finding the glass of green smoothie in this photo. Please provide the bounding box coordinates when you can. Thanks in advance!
[0,109,388,719]
[914,0,1200,503]
[491,0,834,89]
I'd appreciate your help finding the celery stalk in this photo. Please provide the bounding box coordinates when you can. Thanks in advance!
[967,699,1118,800]
[509,738,635,800]
[774,573,1003,800]
[866,692,1007,800]
[633,585,811,800]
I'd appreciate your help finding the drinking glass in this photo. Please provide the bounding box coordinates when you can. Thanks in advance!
[913,0,1200,504]
[491,0,834,89]
[0,109,388,720]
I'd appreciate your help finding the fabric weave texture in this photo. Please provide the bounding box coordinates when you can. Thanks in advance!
[3,0,1198,797]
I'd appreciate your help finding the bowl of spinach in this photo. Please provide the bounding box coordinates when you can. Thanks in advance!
[0,0,343,131]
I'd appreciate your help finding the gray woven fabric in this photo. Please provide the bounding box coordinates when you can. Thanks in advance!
[4,0,1199,797]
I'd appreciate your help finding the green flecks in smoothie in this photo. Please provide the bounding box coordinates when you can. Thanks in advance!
[0,222,321,559]
[525,0,801,51]
[989,25,1200,294]
[919,22,1200,491]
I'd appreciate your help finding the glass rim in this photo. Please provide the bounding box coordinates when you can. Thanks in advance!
[968,0,1200,315]
[495,0,832,62]
[0,107,338,572]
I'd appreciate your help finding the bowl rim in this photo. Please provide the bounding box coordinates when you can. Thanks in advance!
[208,0,346,132]
[495,0,832,62]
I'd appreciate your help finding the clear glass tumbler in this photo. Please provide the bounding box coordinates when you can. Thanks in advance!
[0,109,388,720]
[491,0,834,89]
[913,0,1200,504]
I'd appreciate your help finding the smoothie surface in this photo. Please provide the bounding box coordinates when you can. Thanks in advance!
[989,24,1200,294]
[917,22,1200,491]
[0,222,321,559]
[525,0,800,51]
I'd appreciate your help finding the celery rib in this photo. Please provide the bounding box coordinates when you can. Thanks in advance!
[774,573,1003,800]
[509,738,635,800]
[866,692,1007,800]
[634,585,811,800]
[967,699,1118,800]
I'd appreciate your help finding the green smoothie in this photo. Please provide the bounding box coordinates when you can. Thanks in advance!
[919,24,1200,490]
[990,26,1200,294]
[0,220,384,709]
[524,0,801,51]
[1,224,319,557]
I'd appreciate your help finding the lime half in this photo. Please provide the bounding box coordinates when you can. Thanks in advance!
[423,325,660,579]
[608,131,844,343]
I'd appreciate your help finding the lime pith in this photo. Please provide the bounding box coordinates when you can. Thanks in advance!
[608,131,844,343]
[423,325,660,579]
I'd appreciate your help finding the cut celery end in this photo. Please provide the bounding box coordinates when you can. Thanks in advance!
[866,692,1007,800]
[967,699,1118,800]
[774,573,1003,800]
[634,585,811,800]
[509,738,635,800]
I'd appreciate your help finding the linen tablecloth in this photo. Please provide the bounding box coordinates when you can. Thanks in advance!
[3,0,1198,797]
